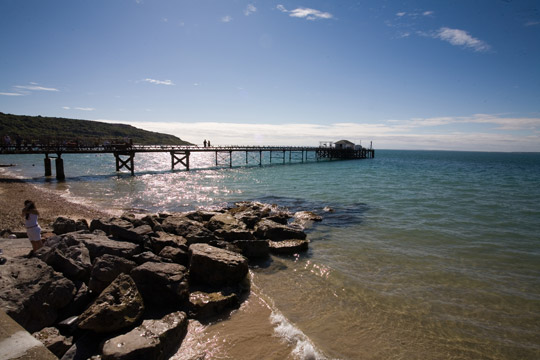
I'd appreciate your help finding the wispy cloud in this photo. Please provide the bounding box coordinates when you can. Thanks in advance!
[244,4,256,16]
[277,5,333,20]
[395,10,434,18]
[434,27,490,52]
[0,92,24,96]
[63,106,95,111]
[221,15,232,23]
[142,78,175,86]
[524,21,540,27]
[14,85,59,92]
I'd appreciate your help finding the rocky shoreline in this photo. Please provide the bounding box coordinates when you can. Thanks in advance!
[0,201,323,359]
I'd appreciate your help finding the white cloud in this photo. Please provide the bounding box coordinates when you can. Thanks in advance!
[99,114,540,152]
[75,107,95,111]
[434,27,490,52]
[244,4,256,16]
[0,92,24,96]
[277,5,287,13]
[62,106,71,109]
[423,11,434,16]
[14,85,59,91]
[221,15,232,23]
[396,12,406,17]
[277,5,333,20]
[142,78,175,86]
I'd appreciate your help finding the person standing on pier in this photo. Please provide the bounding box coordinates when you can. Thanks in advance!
[203,139,207,148]
[22,200,43,253]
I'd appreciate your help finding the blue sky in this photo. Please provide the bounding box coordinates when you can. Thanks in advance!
[1,0,539,151]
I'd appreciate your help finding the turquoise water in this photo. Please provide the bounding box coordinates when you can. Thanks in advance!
[2,150,540,359]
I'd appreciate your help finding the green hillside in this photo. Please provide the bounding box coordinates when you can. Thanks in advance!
[0,112,193,146]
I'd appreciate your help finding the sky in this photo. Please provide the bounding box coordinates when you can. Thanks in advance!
[1,0,539,151]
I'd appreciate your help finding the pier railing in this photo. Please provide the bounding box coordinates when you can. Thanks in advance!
[1,144,374,179]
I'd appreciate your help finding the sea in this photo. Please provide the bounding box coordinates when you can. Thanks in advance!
[2,149,540,360]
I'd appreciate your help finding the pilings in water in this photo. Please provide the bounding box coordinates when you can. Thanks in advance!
[30,146,374,179]
[114,152,135,176]
[171,150,190,171]
[43,154,65,180]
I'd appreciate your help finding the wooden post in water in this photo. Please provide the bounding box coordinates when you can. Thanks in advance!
[114,152,135,175]
[44,155,51,176]
[55,155,65,180]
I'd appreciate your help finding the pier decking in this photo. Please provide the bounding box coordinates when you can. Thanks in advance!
[1,144,374,179]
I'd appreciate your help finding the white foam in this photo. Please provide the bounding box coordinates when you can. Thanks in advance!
[270,311,327,360]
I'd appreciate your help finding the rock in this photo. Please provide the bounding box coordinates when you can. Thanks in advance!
[33,327,73,358]
[293,211,323,228]
[189,243,248,287]
[268,239,309,255]
[88,254,137,295]
[254,219,307,241]
[158,246,188,265]
[206,213,245,231]
[232,239,269,259]
[36,240,92,282]
[147,231,188,253]
[60,333,103,360]
[102,311,188,360]
[78,273,144,333]
[132,251,171,265]
[0,257,75,333]
[72,233,141,261]
[189,291,239,319]
[161,216,217,244]
[58,282,93,320]
[183,210,221,223]
[130,262,189,308]
[53,217,78,235]
[266,212,291,225]
[214,228,254,241]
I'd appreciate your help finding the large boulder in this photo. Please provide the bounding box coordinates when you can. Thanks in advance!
[71,233,141,261]
[254,219,306,241]
[52,217,78,235]
[147,231,188,254]
[102,311,188,360]
[88,254,137,295]
[161,216,217,244]
[130,262,189,308]
[189,291,239,319]
[158,246,188,265]
[0,257,75,333]
[189,243,248,287]
[36,241,92,283]
[232,239,269,259]
[268,239,309,255]
[77,273,144,333]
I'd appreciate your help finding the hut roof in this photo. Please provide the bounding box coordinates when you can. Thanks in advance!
[334,140,355,145]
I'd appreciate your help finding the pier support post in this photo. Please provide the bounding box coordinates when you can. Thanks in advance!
[44,155,51,177]
[114,152,135,175]
[171,151,190,171]
[55,155,65,180]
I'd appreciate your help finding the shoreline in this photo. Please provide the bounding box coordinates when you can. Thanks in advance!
[0,171,311,359]
[0,171,112,233]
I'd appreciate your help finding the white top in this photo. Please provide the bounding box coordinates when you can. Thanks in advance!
[25,213,39,228]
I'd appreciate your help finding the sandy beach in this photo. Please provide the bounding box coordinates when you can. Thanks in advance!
[0,172,109,233]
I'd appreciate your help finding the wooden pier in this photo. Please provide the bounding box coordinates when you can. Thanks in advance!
[1,144,374,180]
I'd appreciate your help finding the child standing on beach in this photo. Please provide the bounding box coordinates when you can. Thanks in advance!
[22,200,43,253]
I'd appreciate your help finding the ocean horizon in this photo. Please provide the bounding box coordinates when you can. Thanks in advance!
[2,149,540,359]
